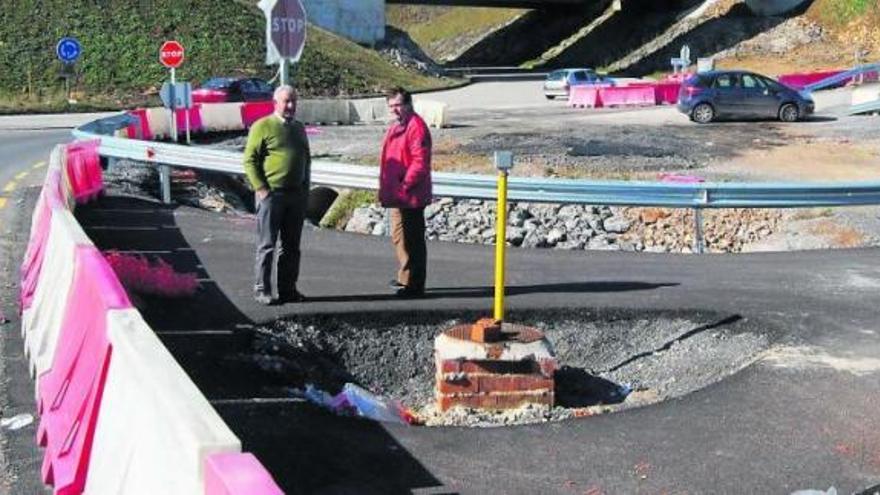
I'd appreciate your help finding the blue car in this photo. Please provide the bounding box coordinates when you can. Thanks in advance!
[677,70,815,124]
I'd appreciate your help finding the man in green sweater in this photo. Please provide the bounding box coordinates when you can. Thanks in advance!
[243,85,311,305]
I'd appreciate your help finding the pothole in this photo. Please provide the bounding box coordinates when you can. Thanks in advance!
[241,308,770,427]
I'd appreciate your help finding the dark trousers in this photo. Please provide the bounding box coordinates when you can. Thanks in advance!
[390,207,426,291]
[254,191,306,297]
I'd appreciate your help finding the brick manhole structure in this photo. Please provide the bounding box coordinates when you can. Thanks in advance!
[435,318,558,411]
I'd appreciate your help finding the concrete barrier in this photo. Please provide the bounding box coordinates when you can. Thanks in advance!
[297,99,353,124]
[22,209,93,380]
[84,309,241,494]
[37,246,130,494]
[204,453,284,495]
[852,83,880,106]
[349,98,387,123]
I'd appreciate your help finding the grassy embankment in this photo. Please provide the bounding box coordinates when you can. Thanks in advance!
[387,5,524,61]
[0,0,455,114]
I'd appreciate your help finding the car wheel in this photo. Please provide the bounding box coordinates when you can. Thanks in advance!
[692,103,715,124]
[779,103,799,122]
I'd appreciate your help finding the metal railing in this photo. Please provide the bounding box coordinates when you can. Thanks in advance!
[73,114,880,252]
[804,63,880,93]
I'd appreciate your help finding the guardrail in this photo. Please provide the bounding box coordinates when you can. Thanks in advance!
[804,63,880,93]
[73,113,880,252]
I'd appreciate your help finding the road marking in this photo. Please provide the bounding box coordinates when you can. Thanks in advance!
[14,171,28,181]
[2,182,15,193]
[32,161,46,170]
[0,198,6,209]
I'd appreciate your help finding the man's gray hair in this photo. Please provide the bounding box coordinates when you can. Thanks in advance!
[274,84,296,100]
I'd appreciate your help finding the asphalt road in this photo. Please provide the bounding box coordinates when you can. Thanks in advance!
[3,95,880,494]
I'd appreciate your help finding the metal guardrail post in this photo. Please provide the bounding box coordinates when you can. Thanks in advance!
[693,208,705,254]
[159,165,172,204]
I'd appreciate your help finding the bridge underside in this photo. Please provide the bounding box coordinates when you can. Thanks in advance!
[386,0,591,8]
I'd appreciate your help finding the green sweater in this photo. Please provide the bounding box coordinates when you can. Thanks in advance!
[243,115,311,192]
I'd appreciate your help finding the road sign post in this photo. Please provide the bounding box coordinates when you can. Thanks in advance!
[259,0,307,85]
[56,37,82,103]
[493,150,514,321]
[159,40,185,204]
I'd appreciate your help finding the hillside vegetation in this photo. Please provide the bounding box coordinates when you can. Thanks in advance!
[387,5,524,62]
[0,0,452,113]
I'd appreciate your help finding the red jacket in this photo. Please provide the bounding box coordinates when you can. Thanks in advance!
[379,113,432,208]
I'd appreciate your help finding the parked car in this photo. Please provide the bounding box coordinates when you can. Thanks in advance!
[543,68,613,100]
[191,77,274,103]
[677,70,814,124]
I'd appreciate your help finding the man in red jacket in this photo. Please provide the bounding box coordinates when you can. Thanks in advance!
[379,87,433,298]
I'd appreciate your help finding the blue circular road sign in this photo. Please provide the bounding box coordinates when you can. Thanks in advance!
[56,37,82,63]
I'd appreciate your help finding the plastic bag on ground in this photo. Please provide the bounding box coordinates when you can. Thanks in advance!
[340,383,407,425]
[790,488,837,495]
[1,413,34,430]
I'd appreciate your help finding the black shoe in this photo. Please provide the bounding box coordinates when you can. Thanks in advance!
[394,286,425,299]
[278,290,307,303]
[254,293,275,306]
[388,279,405,289]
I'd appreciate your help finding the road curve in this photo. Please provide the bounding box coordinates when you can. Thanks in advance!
[4,103,880,493]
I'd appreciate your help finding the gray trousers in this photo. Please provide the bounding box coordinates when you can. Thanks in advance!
[254,191,306,297]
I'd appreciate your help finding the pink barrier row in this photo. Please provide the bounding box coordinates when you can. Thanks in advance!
[568,86,603,108]
[241,102,274,128]
[65,140,103,204]
[654,82,681,105]
[125,109,153,141]
[205,453,284,495]
[37,246,131,495]
[20,170,65,313]
[599,86,656,107]
[777,70,843,89]
[175,105,205,135]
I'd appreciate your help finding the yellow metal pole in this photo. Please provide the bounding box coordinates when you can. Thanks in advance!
[493,170,508,321]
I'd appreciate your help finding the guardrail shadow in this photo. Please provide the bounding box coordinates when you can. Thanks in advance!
[75,194,446,494]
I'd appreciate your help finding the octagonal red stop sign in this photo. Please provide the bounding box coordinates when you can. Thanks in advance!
[271,0,307,62]
[159,40,185,68]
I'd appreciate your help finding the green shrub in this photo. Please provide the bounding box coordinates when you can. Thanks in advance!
[320,189,377,229]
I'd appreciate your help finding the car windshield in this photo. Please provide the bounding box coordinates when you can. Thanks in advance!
[546,71,566,81]
[201,77,234,89]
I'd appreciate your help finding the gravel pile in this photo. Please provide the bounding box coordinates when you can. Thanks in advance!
[345,198,782,253]
[244,308,770,427]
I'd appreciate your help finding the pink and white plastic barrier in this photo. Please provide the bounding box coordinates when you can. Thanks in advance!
[20,139,283,492]
[568,86,603,108]
[598,86,657,107]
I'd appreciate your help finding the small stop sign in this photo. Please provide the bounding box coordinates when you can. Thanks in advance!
[270,0,307,62]
[159,40,185,68]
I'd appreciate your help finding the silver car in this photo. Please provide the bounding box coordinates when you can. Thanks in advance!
[543,68,609,99]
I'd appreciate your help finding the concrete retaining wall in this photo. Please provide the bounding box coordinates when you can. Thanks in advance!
[303,0,384,44]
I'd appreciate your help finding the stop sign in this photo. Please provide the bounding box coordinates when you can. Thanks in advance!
[270,0,307,62]
[159,40,185,68]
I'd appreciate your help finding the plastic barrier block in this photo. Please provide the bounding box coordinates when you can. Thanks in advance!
[655,82,681,105]
[84,309,241,495]
[126,109,152,141]
[19,170,63,312]
[778,70,843,89]
[175,105,205,135]
[22,209,93,380]
[65,140,103,203]
[204,453,284,495]
[568,86,602,108]
[598,86,656,107]
[413,100,449,128]
[145,107,172,141]
[36,247,130,494]
[241,102,274,128]
[199,103,246,132]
